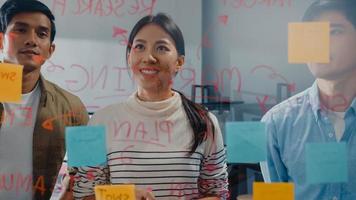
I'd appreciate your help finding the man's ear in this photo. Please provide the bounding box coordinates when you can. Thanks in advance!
[127,52,131,66]
[176,55,185,71]
[47,43,56,59]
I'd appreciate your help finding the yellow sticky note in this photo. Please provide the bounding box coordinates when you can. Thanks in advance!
[95,184,136,200]
[253,182,294,200]
[288,22,330,63]
[0,63,23,103]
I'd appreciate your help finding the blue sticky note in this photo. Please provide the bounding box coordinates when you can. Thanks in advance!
[306,142,348,184]
[66,126,107,167]
[225,122,266,163]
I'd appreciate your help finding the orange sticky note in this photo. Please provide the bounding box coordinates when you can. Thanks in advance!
[0,63,23,103]
[288,22,330,63]
[95,184,136,200]
[253,182,294,200]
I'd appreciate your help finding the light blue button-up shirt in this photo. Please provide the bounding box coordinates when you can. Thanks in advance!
[260,82,356,200]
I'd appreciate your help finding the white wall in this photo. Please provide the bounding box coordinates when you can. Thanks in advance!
[0,0,202,112]
[1,0,318,113]
[201,0,315,107]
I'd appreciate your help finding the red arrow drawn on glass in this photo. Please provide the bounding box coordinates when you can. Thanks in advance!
[112,26,128,46]
[42,112,84,131]
[251,64,296,93]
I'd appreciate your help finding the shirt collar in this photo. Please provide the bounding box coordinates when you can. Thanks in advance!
[308,81,321,119]
[348,97,356,115]
[308,81,356,118]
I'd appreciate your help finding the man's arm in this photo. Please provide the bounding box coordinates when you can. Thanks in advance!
[74,100,89,126]
[260,112,289,182]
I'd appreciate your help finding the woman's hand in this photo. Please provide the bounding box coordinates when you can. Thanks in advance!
[82,195,95,200]
[198,197,220,200]
[135,188,156,200]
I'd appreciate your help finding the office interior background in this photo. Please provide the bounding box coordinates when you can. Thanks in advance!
[0,0,319,199]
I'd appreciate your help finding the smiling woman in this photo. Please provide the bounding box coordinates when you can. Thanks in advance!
[128,23,183,102]
[73,13,229,200]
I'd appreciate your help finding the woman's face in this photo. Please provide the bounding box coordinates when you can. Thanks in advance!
[127,23,184,94]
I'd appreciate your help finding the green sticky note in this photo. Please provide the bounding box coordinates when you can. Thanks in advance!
[306,142,348,184]
[225,122,266,163]
[66,126,107,167]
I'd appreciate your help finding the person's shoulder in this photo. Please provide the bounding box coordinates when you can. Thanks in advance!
[43,79,83,106]
[207,111,218,123]
[42,79,89,124]
[262,88,311,122]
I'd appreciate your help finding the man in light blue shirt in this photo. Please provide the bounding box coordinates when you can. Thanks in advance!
[261,0,356,199]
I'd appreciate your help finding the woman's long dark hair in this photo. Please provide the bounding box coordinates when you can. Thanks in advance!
[126,13,215,153]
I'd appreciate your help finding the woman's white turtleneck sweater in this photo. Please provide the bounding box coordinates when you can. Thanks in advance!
[73,91,228,199]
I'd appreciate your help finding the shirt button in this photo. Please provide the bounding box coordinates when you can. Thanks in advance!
[333,197,338,200]
[329,133,334,138]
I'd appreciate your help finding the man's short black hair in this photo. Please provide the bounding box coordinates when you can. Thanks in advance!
[303,0,356,28]
[0,0,56,43]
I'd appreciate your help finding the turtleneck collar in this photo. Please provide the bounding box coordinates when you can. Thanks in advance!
[126,91,182,118]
